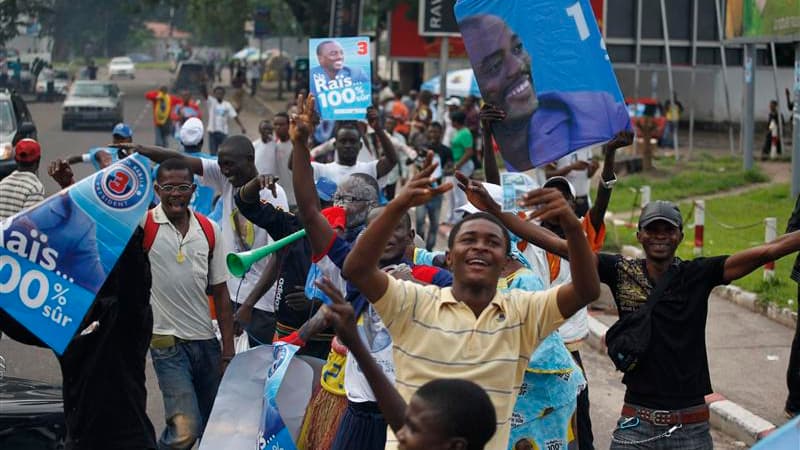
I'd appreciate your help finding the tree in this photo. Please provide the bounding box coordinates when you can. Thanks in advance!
[0,0,52,47]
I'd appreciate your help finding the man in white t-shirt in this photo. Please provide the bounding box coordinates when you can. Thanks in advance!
[546,147,598,217]
[310,121,376,163]
[121,136,288,347]
[310,107,398,187]
[205,86,247,155]
[254,113,296,209]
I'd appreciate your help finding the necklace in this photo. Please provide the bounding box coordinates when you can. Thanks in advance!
[175,226,187,264]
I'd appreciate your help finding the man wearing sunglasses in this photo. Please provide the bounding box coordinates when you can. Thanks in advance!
[143,157,235,450]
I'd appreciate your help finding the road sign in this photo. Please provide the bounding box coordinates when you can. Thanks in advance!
[418,0,460,37]
[254,8,270,38]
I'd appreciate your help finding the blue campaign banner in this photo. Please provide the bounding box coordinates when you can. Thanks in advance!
[257,342,301,450]
[0,153,153,354]
[309,37,372,120]
[454,0,632,171]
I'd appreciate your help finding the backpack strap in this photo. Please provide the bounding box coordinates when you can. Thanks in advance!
[142,208,216,260]
[193,211,216,260]
[142,209,159,252]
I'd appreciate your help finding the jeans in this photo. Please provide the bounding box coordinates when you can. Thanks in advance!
[445,159,475,224]
[610,417,712,450]
[786,284,800,414]
[151,338,222,450]
[208,131,227,155]
[415,195,443,250]
[155,123,172,148]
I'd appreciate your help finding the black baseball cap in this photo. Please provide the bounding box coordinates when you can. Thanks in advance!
[638,200,683,230]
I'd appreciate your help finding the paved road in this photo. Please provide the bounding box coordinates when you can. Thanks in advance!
[1,68,750,448]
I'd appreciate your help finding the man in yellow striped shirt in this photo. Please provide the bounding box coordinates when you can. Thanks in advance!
[341,160,601,450]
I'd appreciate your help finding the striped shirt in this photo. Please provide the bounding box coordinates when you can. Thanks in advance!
[374,276,564,450]
[0,170,45,220]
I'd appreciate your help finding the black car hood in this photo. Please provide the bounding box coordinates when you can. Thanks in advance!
[0,377,63,415]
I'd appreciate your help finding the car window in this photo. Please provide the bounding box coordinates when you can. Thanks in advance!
[0,100,16,135]
[111,57,132,65]
[72,83,113,97]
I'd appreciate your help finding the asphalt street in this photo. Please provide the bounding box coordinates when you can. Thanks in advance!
[0,68,746,448]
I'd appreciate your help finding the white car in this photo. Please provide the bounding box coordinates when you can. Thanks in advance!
[35,70,70,99]
[108,57,135,79]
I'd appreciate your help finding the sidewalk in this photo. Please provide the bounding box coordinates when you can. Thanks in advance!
[587,284,795,445]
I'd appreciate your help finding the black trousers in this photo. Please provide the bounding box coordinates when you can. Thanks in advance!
[787,284,800,413]
[572,350,595,450]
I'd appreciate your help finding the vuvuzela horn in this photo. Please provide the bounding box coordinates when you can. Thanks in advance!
[226,229,307,277]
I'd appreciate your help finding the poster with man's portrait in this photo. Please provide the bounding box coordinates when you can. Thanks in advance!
[309,37,372,120]
[454,0,632,171]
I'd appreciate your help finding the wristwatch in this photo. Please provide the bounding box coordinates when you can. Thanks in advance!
[601,173,618,189]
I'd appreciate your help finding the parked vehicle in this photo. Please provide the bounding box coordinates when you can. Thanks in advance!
[35,69,70,100]
[171,60,208,98]
[62,81,124,130]
[0,88,37,179]
[0,373,66,449]
[108,56,136,79]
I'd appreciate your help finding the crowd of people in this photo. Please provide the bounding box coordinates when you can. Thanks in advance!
[3,75,800,450]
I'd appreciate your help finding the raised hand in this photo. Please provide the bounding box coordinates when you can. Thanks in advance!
[48,159,75,189]
[289,93,318,144]
[257,174,279,198]
[479,103,506,132]
[607,130,634,150]
[454,172,500,215]
[366,106,381,131]
[315,276,360,348]
[519,187,580,231]
[393,151,452,209]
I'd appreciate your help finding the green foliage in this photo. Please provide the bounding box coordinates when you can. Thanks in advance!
[0,0,52,46]
[605,183,798,308]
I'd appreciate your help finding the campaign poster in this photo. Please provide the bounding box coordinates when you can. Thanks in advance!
[257,342,300,450]
[0,153,153,354]
[454,0,631,171]
[309,37,372,120]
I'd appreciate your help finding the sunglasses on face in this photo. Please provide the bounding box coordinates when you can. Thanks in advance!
[156,183,194,193]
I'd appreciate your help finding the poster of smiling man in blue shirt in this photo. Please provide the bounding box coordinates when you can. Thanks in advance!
[454,0,632,171]
[309,37,372,120]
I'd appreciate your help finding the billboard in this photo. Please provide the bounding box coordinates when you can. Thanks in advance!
[419,0,461,37]
[726,0,800,42]
[389,3,467,59]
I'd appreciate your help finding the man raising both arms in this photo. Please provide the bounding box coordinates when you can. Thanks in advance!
[341,156,601,449]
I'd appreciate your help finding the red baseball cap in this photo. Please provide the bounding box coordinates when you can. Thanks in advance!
[15,139,41,163]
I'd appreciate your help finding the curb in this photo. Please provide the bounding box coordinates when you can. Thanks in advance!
[714,284,798,329]
[585,315,777,445]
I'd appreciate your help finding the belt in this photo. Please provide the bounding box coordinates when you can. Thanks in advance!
[621,404,709,426]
